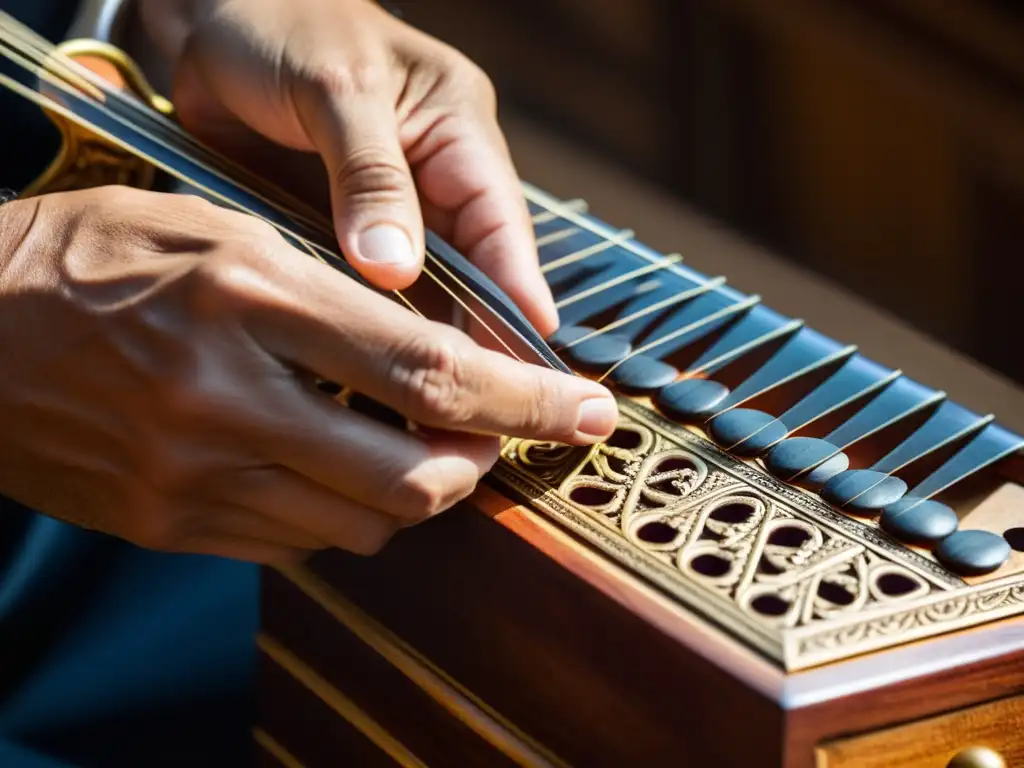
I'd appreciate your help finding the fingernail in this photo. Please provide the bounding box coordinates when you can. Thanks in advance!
[575,395,619,442]
[357,224,417,265]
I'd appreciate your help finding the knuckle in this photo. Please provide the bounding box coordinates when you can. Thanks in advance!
[120,493,189,551]
[349,519,398,556]
[389,454,480,522]
[387,330,475,425]
[393,473,449,520]
[187,248,269,311]
[521,373,560,433]
[175,192,218,216]
[312,59,390,99]
[265,548,312,567]
[444,53,497,110]
[333,147,413,202]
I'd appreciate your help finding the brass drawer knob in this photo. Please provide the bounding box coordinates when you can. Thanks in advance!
[947,746,1006,768]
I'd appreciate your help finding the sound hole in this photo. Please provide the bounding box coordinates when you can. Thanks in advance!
[569,487,617,506]
[877,573,919,597]
[607,429,642,450]
[652,479,689,496]
[656,457,697,472]
[606,455,630,475]
[750,595,790,616]
[817,580,855,606]
[1004,527,1024,552]
[637,522,678,544]
[710,503,754,524]
[768,526,811,548]
[691,554,731,577]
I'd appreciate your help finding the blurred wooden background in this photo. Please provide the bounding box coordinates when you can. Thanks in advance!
[399,0,1024,385]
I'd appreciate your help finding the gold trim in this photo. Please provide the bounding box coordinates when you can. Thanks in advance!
[275,564,569,768]
[20,38,169,198]
[487,397,1024,671]
[58,38,174,115]
[259,634,427,768]
[253,728,308,768]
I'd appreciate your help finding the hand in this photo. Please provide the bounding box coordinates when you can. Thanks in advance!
[0,188,617,564]
[139,0,560,336]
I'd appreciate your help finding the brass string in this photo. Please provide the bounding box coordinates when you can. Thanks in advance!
[554,254,682,310]
[555,277,726,351]
[3,19,333,237]
[540,229,634,273]
[534,227,579,248]
[0,15,528,365]
[531,198,586,224]
[596,295,761,383]
[6,16,746,379]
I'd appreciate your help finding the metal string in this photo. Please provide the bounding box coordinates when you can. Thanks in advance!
[0,15,528,364]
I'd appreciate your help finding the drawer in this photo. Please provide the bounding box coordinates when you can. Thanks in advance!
[816,694,1023,768]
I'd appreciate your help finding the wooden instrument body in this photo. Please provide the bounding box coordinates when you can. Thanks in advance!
[255,135,1024,767]
[12,35,1023,768]
[258,423,1023,768]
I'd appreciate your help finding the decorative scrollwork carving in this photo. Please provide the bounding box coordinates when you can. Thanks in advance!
[493,398,1024,670]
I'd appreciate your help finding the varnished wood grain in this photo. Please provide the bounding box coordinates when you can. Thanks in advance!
[815,693,1023,768]
[258,652,400,768]
[260,569,530,768]
[300,504,785,767]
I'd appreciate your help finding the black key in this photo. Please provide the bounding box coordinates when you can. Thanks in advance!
[935,530,1011,576]
[656,379,730,422]
[608,355,679,394]
[820,470,907,515]
[707,409,787,456]
[763,437,849,489]
[566,334,633,372]
[879,497,958,546]
[548,324,591,349]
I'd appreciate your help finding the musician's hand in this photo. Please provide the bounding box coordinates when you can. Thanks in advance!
[140,0,559,336]
[0,188,615,564]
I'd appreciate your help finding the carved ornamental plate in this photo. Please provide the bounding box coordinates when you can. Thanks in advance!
[490,398,1024,671]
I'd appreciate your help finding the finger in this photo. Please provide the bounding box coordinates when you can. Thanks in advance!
[200,503,330,551]
[408,111,559,338]
[224,465,409,554]
[295,85,424,290]
[246,267,618,445]
[183,533,312,566]
[234,392,497,522]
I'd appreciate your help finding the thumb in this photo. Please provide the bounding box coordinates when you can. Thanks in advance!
[298,92,424,290]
